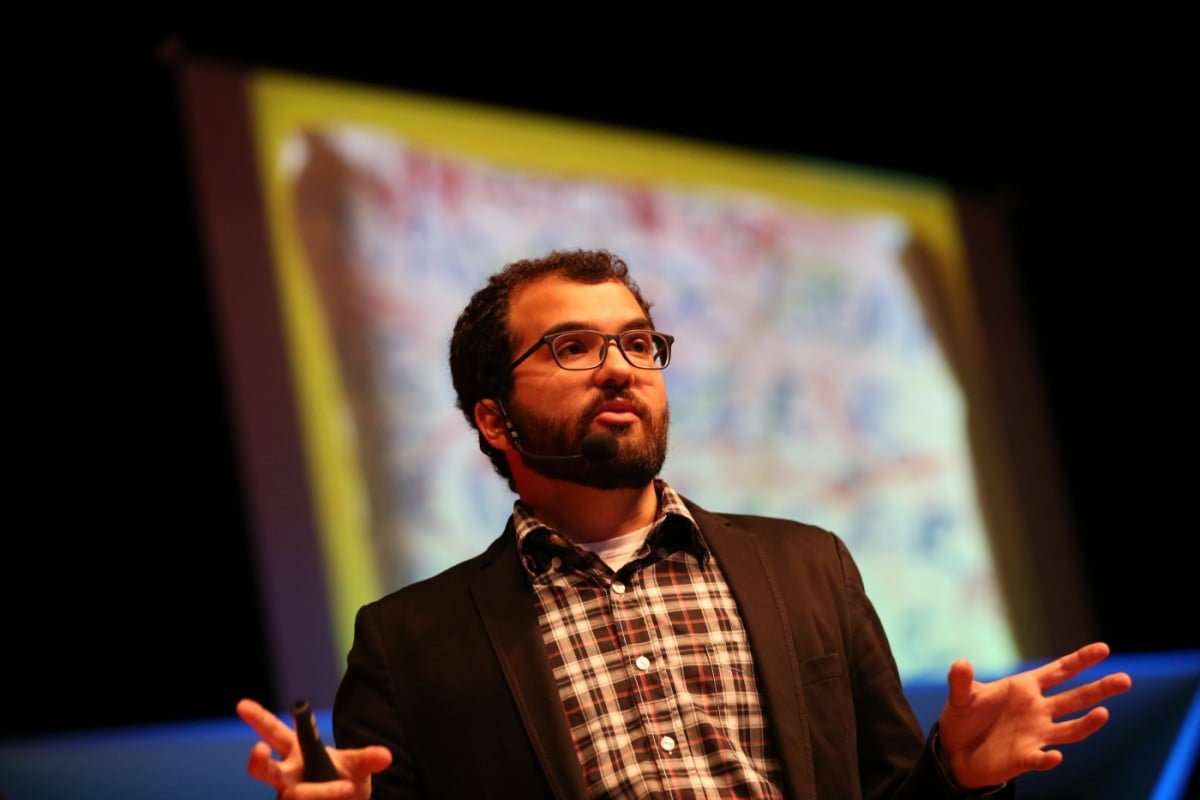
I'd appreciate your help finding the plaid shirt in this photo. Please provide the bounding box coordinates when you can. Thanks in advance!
[514,481,784,799]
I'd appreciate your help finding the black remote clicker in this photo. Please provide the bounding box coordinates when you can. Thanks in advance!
[290,700,340,782]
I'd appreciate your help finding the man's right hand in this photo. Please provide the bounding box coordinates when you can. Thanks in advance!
[237,698,392,799]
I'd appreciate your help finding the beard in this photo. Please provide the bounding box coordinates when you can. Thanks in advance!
[507,389,669,489]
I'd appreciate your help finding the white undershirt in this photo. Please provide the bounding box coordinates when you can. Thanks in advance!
[578,521,657,572]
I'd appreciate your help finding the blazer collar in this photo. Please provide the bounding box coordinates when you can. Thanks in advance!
[470,521,587,800]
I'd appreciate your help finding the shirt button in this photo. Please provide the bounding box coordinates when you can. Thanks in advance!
[611,581,626,595]
[635,655,651,671]
[660,735,676,752]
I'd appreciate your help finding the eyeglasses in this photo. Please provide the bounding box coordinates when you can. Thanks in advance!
[509,329,674,371]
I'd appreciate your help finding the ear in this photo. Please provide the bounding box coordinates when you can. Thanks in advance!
[474,399,513,452]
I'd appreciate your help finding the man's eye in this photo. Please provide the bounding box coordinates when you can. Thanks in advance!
[624,334,653,353]
[554,337,590,358]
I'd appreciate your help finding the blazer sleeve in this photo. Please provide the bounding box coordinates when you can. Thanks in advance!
[834,537,1012,800]
[333,603,424,800]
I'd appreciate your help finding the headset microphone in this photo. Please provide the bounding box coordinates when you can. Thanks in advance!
[580,431,620,461]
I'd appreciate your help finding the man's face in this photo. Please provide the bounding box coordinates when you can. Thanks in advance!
[504,276,669,489]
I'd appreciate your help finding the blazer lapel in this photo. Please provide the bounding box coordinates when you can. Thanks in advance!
[470,522,587,800]
[688,501,817,800]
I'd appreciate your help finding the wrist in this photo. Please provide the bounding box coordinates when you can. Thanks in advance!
[932,728,1007,797]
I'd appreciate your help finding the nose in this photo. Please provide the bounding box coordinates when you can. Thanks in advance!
[592,338,634,386]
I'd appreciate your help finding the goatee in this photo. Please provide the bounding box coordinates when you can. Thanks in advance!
[508,391,669,489]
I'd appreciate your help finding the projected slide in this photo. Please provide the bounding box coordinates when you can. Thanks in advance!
[249,73,1017,678]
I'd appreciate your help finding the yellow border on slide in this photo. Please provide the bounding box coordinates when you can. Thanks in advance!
[249,69,982,660]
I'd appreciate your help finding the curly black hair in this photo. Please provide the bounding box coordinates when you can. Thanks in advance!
[449,250,655,488]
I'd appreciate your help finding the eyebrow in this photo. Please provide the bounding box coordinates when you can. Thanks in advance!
[538,318,655,339]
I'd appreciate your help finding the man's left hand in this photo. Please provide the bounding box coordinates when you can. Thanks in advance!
[938,641,1132,789]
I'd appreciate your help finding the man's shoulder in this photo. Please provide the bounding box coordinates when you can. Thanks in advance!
[682,497,853,573]
[362,527,512,617]
[714,510,834,539]
[683,496,840,545]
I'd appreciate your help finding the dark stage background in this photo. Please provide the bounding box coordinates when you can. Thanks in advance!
[7,17,1197,738]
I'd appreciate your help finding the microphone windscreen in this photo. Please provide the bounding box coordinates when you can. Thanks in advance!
[581,431,619,462]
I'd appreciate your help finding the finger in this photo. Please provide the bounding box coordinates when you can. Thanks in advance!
[247,741,285,788]
[1034,642,1111,691]
[237,698,297,755]
[1024,749,1064,773]
[946,659,975,709]
[1047,706,1110,746]
[280,780,358,800]
[1047,672,1132,717]
[333,745,393,777]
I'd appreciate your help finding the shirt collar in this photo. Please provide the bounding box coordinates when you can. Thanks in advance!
[513,479,707,577]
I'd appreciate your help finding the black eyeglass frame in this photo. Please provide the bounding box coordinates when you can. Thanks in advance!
[508,329,675,371]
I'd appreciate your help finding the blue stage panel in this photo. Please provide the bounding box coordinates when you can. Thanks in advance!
[1,655,1195,799]
[0,709,329,800]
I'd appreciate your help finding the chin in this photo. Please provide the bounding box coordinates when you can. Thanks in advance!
[597,421,636,436]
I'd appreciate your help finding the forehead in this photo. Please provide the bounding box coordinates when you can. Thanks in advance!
[507,276,646,342]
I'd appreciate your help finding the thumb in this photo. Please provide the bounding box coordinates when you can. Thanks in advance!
[946,659,975,709]
[334,745,393,778]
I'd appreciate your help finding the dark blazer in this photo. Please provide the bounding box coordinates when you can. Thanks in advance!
[334,500,974,799]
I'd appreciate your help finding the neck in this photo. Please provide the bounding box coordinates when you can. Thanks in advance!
[517,477,659,544]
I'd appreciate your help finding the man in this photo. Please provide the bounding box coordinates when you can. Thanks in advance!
[239,250,1131,799]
